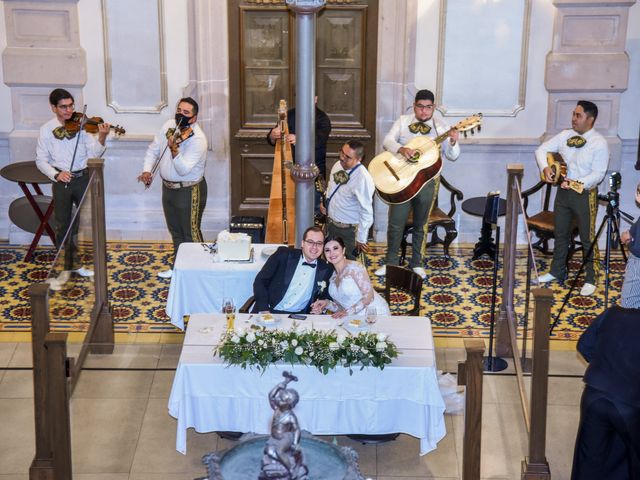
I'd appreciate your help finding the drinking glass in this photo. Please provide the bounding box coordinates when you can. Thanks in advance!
[366,306,378,327]
[222,297,236,331]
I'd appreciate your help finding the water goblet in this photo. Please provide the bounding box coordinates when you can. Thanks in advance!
[366,307,378,327]
[222,297,236,331]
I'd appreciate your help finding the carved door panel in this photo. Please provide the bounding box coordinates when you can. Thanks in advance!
[228,0,378,217]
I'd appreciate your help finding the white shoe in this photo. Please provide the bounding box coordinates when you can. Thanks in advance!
[45,277,62,291]
[57,270,71,285]
[374,265,386,276]
[158,269,173,279]
[537,273,556,284]
[580,283,596,296]
[412,267,427,279]
[74,267,94,277]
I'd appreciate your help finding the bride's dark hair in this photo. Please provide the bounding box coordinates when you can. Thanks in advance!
[323,236,346,249]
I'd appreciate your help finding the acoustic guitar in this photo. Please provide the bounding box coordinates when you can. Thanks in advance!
[543,152,584,194]
[368,114,482,204]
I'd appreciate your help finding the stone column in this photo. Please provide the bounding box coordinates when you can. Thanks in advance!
[286,0,325,246]
[2,0,86,163]
[545,0,636,170]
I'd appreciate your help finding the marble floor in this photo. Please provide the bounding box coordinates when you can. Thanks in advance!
[0,341,587,480]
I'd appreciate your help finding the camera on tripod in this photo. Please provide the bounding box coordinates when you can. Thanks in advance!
[597,172,621,208]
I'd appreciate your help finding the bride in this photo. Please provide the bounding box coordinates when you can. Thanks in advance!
[310,237,390,318]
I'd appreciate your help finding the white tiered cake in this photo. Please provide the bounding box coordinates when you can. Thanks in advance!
[217,230,252,261]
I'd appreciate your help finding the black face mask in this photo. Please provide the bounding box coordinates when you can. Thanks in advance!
[175,113,190,128]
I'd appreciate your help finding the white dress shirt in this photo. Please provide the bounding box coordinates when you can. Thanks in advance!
[535,128,609,191]
[36,117,105,181]
[383,114,460,161]
[142,120,208,182]
[326,162,375,244]
[274,256,317,312]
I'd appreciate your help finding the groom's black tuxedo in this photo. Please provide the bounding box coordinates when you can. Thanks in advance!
[252,246,333,313]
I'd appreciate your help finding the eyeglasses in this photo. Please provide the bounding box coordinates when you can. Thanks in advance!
[415,103,434,110]
[304,240,324,248]
[56,103,75,111]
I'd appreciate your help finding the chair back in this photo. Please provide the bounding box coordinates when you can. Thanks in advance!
[384,265,423,316]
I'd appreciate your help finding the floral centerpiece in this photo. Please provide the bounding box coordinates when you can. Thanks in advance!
[216,326,399,375]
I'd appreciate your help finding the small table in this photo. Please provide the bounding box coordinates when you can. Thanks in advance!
[1,161,56,261]
[166,243,284,329]
[168,313,446,456]
[461,196,506,259]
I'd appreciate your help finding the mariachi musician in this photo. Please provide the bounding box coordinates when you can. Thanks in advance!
[375,89,459,279]
[138,97,208,279]
[36,88,111,283]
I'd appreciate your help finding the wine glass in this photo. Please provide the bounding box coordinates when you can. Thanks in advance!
[222,297,236,330]
[366,306,378,327]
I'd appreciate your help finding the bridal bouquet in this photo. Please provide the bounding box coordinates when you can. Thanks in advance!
[216,326,399,375]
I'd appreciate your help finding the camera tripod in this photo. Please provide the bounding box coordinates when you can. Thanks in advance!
[550,194,633,334]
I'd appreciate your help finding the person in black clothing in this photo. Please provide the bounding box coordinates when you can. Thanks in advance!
[571,305,640,479]
[267,97,332,177]
[252,226,333,314]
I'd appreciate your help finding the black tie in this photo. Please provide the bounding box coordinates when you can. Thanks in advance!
[302,262,316,268]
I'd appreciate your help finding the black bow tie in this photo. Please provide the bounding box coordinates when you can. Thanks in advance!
[302,262,317,268]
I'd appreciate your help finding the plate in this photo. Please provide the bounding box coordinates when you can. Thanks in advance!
[345,319,367,330]
[198,326,215,334]
[255,314,281,327]
[261,246,278,258]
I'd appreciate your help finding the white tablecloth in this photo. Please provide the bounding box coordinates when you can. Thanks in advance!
[168,313,446,456]
[166,243,283,329]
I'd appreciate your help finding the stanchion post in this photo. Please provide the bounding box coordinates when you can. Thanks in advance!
[521,287,553,479]
[458,338,485,480]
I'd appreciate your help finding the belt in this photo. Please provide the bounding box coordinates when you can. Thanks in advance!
[162,178,203,190]
[54,167,88,178]
[328,217,357,229]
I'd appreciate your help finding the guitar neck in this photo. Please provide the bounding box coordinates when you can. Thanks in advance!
[434,128,453,146]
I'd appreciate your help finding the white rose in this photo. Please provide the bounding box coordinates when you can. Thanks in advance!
[291,339,298,347]
[337,334,346,345]
[258,339,264,346]
[376,333,388,342]
[376,341,387,352]
[280,341,289,348]
[246,332,256,343]
[231,335,240,344]
[294,346,303,355]
[329,342,340,351]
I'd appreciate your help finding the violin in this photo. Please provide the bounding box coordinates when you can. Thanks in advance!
[63,112,126,137]
[165,126,194,146]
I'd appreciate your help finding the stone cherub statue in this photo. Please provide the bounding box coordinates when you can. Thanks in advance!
[259,371,308,480]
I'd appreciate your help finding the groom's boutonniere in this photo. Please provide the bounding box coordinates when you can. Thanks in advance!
[333,170,349,185]
[317,280,327,294]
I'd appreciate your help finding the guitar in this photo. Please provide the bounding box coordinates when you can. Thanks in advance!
[368,114,482,204]
[543,152,584,194]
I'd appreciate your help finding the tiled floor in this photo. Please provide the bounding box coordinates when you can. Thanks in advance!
[0,342,586,479]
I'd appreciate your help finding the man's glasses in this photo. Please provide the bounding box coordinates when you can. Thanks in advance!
[415,103,434,110]
[304,240,324,248]
[56,103,75,111]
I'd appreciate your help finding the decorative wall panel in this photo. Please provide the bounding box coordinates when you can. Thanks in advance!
[436,0,531,117]
[102,0,167,113]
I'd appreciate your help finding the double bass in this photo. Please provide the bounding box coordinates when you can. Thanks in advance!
[265,100,296,245]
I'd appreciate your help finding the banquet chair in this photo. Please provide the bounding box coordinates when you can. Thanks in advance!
[400,175,463,262]
[239,296,255,313]
[522,180,581,258]
[384,265,423,316]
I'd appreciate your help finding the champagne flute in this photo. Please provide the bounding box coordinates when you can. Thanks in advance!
[222,297,236,331]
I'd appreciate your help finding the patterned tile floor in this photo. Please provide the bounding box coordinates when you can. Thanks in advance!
[0,242,625,339]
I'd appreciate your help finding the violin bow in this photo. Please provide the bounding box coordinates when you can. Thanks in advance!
[66,104,88,189]
[147,116,187,189]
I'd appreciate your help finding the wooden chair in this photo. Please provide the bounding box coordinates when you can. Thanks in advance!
[384,265,423,316]
[400,175,463,262]
[239,296,255,313]
[521,180,580,258]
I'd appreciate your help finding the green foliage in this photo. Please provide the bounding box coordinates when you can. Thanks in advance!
[216,326,399,375]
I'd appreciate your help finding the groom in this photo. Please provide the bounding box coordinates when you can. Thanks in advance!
[252,226,333,314]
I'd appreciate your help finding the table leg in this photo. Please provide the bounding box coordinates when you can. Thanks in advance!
[18,182,56,262]
[472,220,497,260]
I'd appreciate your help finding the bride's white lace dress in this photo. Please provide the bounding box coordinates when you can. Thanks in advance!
[327,261,390,315]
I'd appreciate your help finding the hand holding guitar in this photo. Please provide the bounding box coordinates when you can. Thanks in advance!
[542,166,555,183]
[448,128,459,146]
[398,146,417,160]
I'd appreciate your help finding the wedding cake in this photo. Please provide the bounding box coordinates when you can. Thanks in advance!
[217,230,252,261]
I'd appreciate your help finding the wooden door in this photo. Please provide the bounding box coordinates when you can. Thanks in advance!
[228,0,378,217]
